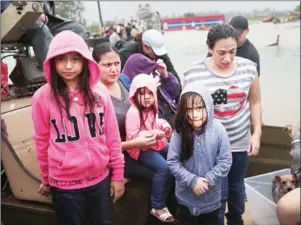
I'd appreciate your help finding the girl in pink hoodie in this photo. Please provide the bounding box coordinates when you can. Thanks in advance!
[31,30,124,225]
[125,74,175,223]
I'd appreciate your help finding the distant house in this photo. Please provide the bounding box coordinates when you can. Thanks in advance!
[163,14,225,31]
[289,11,300,19]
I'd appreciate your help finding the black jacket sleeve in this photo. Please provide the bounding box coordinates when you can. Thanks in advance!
[43,1,54,15]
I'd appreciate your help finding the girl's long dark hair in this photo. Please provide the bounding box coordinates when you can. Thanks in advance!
[50,58,96,119]
[133,87,157,130]
[175,92,207,162]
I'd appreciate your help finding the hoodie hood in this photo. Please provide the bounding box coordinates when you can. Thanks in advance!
[43,30,100,86]
[181,83,214,129]
[129,73,158,109]
[122,53,157,81]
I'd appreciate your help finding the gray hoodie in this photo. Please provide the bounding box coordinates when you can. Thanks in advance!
[167,83,232,216]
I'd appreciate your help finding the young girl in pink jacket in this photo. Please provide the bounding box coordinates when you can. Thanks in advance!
[125,74,174,223]
[31,30,124,225]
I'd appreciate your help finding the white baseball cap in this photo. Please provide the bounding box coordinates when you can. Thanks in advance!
[142,29,167,56]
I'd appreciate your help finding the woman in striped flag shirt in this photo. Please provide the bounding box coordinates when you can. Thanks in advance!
[183,24,262,225]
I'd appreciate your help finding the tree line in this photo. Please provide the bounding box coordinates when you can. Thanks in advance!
[53,1,300,34]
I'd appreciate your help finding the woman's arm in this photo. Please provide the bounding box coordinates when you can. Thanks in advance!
[248,72,262,156]
[121,139,139,150]
[121,132,156,150]
[249,73,262,136]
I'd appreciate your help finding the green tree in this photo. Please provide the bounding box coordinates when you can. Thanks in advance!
[295,3,300,12]
[104,20,114,28]
[86,22,100,34]
[54,1,87,26]
[184,12,196,17]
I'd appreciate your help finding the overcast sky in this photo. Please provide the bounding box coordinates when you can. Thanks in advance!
[82,1,299,24]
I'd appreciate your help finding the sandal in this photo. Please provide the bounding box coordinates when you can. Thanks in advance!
[150,207,175,223]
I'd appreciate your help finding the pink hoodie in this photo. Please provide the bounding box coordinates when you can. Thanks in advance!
[125,74,172,160]
[32,31,124,190]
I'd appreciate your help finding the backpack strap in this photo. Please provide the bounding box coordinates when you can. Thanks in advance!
[119,73,131,90]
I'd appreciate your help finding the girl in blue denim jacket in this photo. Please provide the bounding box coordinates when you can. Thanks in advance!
[167,83,232,225]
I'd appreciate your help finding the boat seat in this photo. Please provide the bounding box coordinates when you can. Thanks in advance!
[1,97,49,203]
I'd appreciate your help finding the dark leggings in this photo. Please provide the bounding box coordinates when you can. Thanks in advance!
[177,204,219,225]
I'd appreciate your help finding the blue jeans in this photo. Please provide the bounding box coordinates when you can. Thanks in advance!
[218,152,250,225]
[124,151,154,180]
[51,175,112,225]
[139,145,171,209]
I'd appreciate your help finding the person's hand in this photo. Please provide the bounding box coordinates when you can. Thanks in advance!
[136,131,157,147]
[38,13,48,24]
[38,183,51,197]
[153,129,165,139]
[163,127,170,135]
[247,133,261,156]
[110,180,125,203]
[153,75,161,87]
[193,177,209,196]
[156,62,168,78]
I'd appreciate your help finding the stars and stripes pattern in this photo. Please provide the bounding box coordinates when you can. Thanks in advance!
[211,85,247,117]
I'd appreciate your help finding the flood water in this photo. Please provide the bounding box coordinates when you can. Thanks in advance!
[164,21,300,127]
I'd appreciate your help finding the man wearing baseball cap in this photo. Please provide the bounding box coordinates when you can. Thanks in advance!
[230,15,260,76]
[207,15,260,76]
[119,29,181,87]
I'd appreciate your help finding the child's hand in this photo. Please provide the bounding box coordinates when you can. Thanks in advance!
[110,180,125,203]
[154,129,165,138]
[38,183,51,197]
[136,131,157,147]
[163,126,172,137]
[193,177,209,196]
